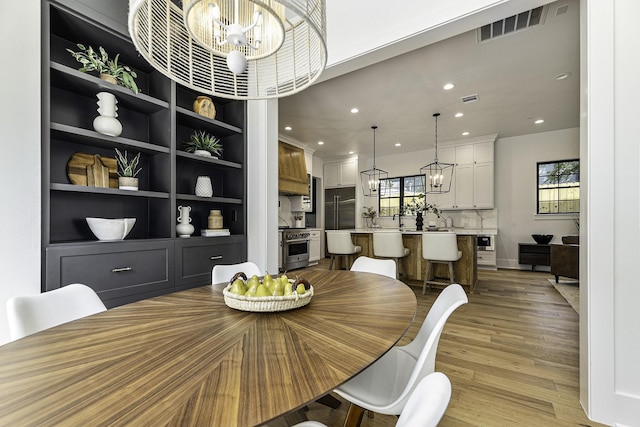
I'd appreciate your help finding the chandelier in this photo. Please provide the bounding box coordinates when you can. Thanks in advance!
[420,113,454,194]
[128,0,327,100]
[360,126,388,197]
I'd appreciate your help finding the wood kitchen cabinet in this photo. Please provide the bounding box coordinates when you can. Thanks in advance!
[42,2,247,304]
[433,137,496,210]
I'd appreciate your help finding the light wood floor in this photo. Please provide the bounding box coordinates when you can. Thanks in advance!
[267,261,605,427]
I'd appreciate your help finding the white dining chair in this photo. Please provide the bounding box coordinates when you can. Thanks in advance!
[212,261,261,285]
[333,284,467,424]
[373,231,410,279]
[6,283,107,341]
[326,230,361,270]
[293,372,452,427]
[350,256,397,279]
[422,232,462,294]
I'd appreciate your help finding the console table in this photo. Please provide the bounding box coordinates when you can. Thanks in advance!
[518,243,551,271]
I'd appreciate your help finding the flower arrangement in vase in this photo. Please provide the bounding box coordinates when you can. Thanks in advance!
[183,130,223,158]
[404,194,440,231]
[66,44,139,94]
[363,206,379,228]
[115,148,141,191]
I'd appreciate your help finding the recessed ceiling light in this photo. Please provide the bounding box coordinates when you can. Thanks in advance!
[534,119,544,124]
[443,83,455,90]
[348,151,354,154]
[462,131,470,136]
[454,112,464,118]
[317,141,324,145]
[555,72,571,80]
[284,126,292,131]
[395,143,401,147]
[350,108,359,113]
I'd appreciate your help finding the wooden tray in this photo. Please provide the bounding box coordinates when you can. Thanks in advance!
[67,152,118,188]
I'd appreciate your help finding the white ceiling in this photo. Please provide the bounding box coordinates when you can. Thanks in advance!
[278,0,579,160]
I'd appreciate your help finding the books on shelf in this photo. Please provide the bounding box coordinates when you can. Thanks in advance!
[201,229,230,237]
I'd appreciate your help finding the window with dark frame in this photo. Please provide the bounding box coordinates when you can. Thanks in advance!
[537,159,580,214]
[379,174,427,217]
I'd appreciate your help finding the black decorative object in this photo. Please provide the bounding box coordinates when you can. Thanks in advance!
[532,234,553,244]
[416,212,424,231]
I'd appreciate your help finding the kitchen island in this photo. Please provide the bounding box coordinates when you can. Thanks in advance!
[348,228,488,293]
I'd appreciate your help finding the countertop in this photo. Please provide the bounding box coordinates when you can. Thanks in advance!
[349,227,498,236]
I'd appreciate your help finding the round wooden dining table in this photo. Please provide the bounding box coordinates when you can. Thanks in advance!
[0,268,416,426]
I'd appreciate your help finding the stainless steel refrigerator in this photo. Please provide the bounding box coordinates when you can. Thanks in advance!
[325,187,356,230]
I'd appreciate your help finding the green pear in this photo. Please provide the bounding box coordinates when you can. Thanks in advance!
[296,283,306,294]
[264,277,275,294]
[272,280,284,296]
[229,279,247,295]
[283,282,293,296]
[256,284,270,297]
[245,280,259,297]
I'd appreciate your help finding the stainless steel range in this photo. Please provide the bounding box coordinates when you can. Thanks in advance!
[281,228,310,272]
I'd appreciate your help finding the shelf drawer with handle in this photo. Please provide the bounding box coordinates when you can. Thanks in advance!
[175,236,246,290]
[46,240,174,308]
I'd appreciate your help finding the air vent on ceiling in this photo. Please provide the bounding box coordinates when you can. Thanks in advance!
[477,5,548,42]
[556,4,569,16]
[461,94,479,104]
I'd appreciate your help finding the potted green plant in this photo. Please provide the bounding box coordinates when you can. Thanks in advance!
[66,43,140,94]
[115,148,141,191]
[183,130,223,158]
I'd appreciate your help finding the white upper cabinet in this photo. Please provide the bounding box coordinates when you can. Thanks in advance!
[305,152,313,177]
[324,159,357,188]
[432,136,496,210]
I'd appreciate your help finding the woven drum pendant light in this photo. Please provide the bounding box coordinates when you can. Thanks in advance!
[360,126,388,197]
[128,0,327,100]
[420,113,454,194]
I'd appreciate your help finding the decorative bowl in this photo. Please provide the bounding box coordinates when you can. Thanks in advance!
[532,234,553,244]
[223,278,313,312]
[86,217,136,241]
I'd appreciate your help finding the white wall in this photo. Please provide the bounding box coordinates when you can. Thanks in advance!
[495,128,580,269]
[582,0,640,423]
[247,100,279,275]
[0,0,41,344]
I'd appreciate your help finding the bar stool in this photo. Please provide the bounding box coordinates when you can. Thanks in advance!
[373,231,410,279]
[422,232,462,294]
[326,230,361,270]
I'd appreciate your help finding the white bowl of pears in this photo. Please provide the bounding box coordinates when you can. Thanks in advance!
[222,272,313,312]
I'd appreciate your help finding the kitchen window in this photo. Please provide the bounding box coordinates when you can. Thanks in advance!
[537,159,580,214]
[379,175,426,217]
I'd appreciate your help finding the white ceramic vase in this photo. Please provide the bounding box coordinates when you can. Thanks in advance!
[176,205,195,238]
[195,176,213,197]
[93,92,122,137]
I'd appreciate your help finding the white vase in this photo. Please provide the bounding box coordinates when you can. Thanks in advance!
[195,176,213,197]
[176,205,195,238]
[93,92,122,137]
